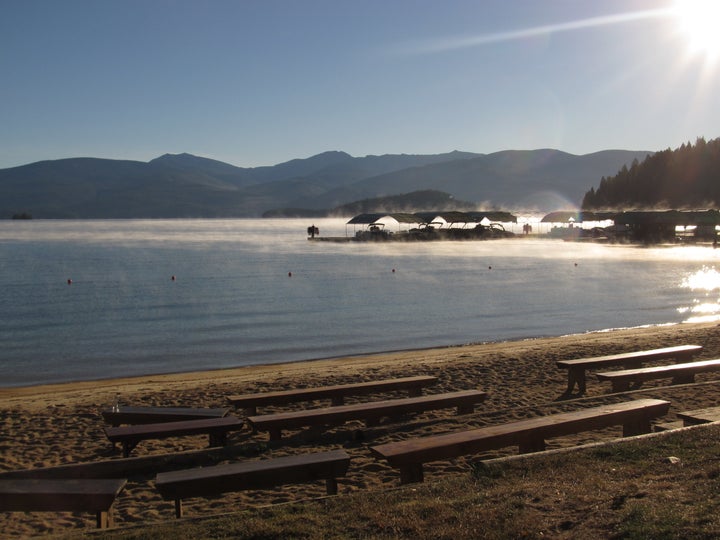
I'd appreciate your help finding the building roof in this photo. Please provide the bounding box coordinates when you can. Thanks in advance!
[540,211,616,223]
[346,213,427,225]
[614,210,720,226]
[348,211,517,226]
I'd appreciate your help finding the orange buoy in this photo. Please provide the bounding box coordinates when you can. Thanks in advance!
[67,279,72,285]
[288,272,292,277]
[171,275,176,281]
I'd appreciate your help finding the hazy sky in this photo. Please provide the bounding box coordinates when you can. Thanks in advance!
[3,0,719,169]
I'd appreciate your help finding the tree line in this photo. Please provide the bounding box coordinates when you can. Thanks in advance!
[582,137,720,210]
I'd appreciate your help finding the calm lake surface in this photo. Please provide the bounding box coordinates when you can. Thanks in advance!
[2,218,720,388]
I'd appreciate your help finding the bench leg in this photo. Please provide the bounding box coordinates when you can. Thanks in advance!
[623,418,651,437]
[399,463,424,484]
[325,477,338,495]
[611,380,631,393]
[519,438,546,453]
[672,373,695,385]
[268,429,282,441]
[566,368,586,394]
[208,431,228,447]
[456,404,475,415]
[174,499,183,519]
[122,440,139,458]
[96,509,112,529]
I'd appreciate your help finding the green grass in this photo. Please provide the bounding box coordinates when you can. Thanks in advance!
[60,425,720,539]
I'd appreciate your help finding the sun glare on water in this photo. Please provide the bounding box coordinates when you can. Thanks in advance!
[679,267,720,323]
[674,0,720,60]
[682,267,720,291]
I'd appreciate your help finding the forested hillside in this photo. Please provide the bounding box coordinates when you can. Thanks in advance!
[582,137,720,210]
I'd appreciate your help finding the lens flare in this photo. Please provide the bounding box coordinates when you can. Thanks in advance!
[673,0,720,60]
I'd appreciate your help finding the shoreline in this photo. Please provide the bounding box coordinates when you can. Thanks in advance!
[0,322,697,400]
[2,321,720,536]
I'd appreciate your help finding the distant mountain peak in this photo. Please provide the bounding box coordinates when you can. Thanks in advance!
[272,150,354,167]
[150,152,221,165]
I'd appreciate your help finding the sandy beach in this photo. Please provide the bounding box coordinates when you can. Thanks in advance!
[2,322,720,537]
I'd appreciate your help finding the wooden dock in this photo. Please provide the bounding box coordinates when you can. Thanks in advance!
[308,237,356,242]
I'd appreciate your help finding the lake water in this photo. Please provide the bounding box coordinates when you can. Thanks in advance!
[1,218,720,388]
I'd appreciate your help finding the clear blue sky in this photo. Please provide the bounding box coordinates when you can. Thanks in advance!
[2,0,719,169]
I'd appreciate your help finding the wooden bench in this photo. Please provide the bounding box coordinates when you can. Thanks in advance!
[556,345,702,394]
[596,358,720,392]
[676,406,720,427]
[155,449,350,518]
[101,406,230,427]
[227,375,439,415]
[247,390,487,441]
[370,398,670,484]
[0,478,127,528]
[104,416,245,457]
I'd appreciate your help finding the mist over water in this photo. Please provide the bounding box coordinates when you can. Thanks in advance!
[1,218,720,387]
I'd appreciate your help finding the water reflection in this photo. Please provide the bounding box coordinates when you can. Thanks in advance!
[679,266,720,322]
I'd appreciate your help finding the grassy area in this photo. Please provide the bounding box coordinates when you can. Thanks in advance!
[67,423,720,539]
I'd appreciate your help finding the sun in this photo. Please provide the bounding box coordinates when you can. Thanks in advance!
[674,0,720,59]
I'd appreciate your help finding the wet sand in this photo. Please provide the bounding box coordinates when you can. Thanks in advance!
[2,322,720,537]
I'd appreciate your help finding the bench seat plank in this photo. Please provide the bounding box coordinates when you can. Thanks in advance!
[155,450,350,518]
[227,375,438,414]
[247,390,487,441]
[371,399,670,484]
[101,406,230,426]
[596,358,720,392]
[104,416,244,457]
[556,345,702,394]
[676,406,720,426]
[0,478,127,528]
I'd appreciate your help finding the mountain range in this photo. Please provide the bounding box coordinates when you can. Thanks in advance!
[0,149,651,218]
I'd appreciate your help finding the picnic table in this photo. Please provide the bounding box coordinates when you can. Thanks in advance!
[101,406,230,426]
[104,416,245,457]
